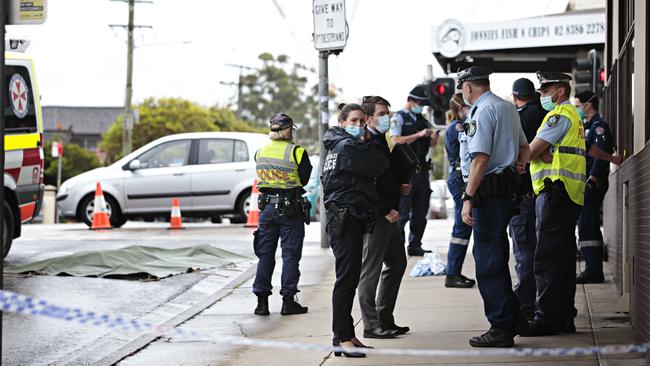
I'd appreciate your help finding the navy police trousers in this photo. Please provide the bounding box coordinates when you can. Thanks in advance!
[472,195,518,330]
[446,172,472,276]
[252,204,305,297]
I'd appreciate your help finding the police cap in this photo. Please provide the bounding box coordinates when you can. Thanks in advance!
[536,71,572,90]
[456,66,491,89]
[269,113,294,132]
[512,78,535,98]
[408,85,431,106]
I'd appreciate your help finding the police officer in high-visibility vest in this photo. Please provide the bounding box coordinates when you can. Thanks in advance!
[458,66,530,348]
[522,72,586,336]
[252,113,313,316]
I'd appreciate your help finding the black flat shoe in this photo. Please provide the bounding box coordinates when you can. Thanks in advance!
[385,323,410,335]
[363,325,399,339]
[445,274,476,288]
[469,327,514,348]
[407,247,431,256]
[558,319,576,334]
[254,295,269,316]
[576,270,604,284]
[520,318,559,337]
[333,341,366,358]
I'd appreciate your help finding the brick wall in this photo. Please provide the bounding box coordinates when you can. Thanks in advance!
[604,144,650,341]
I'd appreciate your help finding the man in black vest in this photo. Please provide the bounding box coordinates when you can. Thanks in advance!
[390,85,440,256]
[509,78,548,322]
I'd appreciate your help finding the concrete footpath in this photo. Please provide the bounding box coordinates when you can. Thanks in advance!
[121,220,649,366]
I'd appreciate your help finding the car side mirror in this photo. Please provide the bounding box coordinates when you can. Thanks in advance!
[129,159,141,170]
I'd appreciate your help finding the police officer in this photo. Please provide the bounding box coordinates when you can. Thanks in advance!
[357,96,410,340]
[458,66,530,347]
[252,113,312,317]
[390,85,440,256]
[443,93,476,288]
[322,103,388,357]
[523,72,586,336]
[509,78,547,321]
[574,91,615,284]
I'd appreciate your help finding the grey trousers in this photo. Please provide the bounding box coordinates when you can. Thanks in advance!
[358,217,408,330]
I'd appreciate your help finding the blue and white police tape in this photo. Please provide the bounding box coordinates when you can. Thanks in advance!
[2,289,649,357]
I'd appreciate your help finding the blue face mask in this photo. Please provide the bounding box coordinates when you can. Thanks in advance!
[344,125,363,139]
[540,89,560,111]
[412,105,423,114]
[376,115,390,133]
[578,108,586,120]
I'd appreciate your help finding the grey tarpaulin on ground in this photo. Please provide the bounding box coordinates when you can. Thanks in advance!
[5,245,249,279]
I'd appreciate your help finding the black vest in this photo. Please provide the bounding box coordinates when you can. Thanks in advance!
[397,110,430,164]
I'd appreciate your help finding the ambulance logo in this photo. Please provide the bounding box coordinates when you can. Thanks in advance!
[9,74,29,119]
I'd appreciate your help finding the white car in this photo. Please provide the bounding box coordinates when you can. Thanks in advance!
[56,132,268,227]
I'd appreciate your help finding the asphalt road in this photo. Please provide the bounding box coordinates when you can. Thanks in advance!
[1,221,262,366]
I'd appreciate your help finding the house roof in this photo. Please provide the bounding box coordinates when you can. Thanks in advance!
[42,106,123,135]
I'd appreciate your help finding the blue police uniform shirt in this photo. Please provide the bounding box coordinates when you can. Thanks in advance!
[389,108,415,137]
[584,113,614,178]
[445,120,463,167]
[534,101,572,145]
[465,91,527,175]
[459,131,471,182]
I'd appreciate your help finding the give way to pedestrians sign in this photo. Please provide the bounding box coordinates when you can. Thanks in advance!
[312,0,347,51]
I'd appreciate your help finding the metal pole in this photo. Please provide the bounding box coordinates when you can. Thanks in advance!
[0,0,6,358]
[56,152,62,223]
[318,51,329,248]
[588,49,597,94]
[122,0,135,156]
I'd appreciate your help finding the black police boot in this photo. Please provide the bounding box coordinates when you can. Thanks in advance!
[385,323,410,335]
[281,295,308,315]
[445,274,476,288]
[469,327,514,348]
[559,319,576,334]
[520,318,559,337]
[407,247,431,256]
[576,270,605,284]
[363,325,400,339]
[254,295,270,316]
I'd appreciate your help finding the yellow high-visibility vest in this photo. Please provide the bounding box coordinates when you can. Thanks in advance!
[530,103,586,206]
[256,140,304,189]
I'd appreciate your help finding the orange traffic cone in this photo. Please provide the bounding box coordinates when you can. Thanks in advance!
[245,179,260,228]
[91,182,112,230]
[168,197,184,230]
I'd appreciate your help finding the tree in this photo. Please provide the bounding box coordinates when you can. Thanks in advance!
[101,98,262,163]
[43,141,101,186]
[239,54,314,125]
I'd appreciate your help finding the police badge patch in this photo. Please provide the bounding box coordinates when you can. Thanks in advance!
[595,126,605,135]
[455,122,464,132]
[547,115,559,127]
[467,120,477,137]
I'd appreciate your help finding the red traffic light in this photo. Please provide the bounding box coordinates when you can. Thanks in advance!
[435,84,446,95]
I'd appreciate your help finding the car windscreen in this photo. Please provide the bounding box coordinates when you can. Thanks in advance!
[4,65,38,133]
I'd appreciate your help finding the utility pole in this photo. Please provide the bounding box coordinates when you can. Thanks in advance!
[223,63,256,118]
[110,0,152,156]
[0,1,6,358]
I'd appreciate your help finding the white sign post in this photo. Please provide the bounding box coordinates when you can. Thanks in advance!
[313,0,347,51]
[313,0,347,248]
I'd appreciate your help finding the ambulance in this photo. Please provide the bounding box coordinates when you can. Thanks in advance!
[2,39,45,258]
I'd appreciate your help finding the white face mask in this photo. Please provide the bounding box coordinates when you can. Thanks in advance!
[376,115,390,133]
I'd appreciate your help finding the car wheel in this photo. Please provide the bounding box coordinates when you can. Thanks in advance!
[78,193,126,228]
[2,201,15,259]
[211,215,222,224]
[231,189,252,224]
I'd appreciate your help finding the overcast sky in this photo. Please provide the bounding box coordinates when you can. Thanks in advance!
[7,0,570,114]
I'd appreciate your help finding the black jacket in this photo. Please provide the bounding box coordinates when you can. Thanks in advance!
[518,98,547,143]
[369,130,401,217]
[321,127,389,222]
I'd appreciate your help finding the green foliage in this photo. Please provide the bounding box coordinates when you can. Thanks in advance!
[101,98,261,163]
[44,141,101,186]
[239,53,316,127]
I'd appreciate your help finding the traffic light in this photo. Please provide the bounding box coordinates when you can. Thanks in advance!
[574,49,599,94]
[426,77,455,125]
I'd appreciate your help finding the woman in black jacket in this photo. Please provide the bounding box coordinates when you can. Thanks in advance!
[322,103,388,358]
